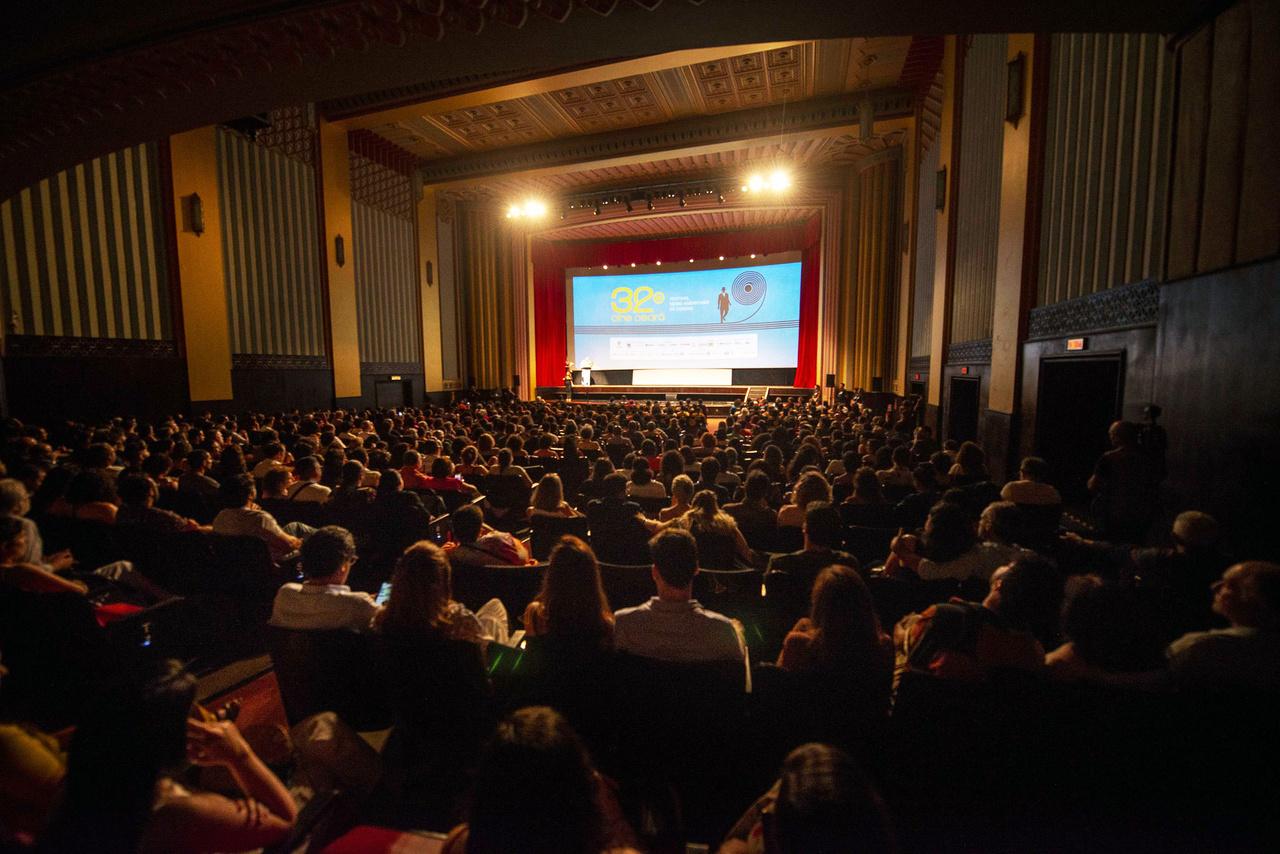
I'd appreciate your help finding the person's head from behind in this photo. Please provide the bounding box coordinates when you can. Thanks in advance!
[116,473,158,509]
[699,456,721,483]
[921,501,976,561]
[339,459,365,490]
[66,469,117,506]
[467,706,601,854]
[451,504,484,544]
[977,501,1023,545]
[649,527,698,592]
[743,470,771,505]
[803,502,845,552]
[1212,561,1280,629]
[430,456,455,479]
[376,468,403,497]
[689,488,721,517]
[301,526,356,582]
[1172,511,1219,553]
[852,467,883,503]
[294,455,321,482]
[46,659,197,854]
[1018,456,1051,484]
[671,474,695,506]
[591,457,614,482]
[602,472,628,501]
[221,473,255,508]
[769,743,896,854]
[378,541,453,636]
[540,536,611,642]
[793,471,832,511]
[0,478,31,518]
[630,458,653,486]
[533,473,565,512]
[403,449,421,471]
[808,564,879,663]
[1108,420,1139,448]
[985,555,1063,643]
[955,441,986,475]
[262,468,291,499]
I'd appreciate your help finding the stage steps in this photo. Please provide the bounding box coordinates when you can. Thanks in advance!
[743,386,770,403]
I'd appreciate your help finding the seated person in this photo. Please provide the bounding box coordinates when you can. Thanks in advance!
[587,473,663,564]
[48,470,118,524]
[530,473,581,518]
[115,473,203,533]
[422,457,480,499]
[377,540,511,648]
[212,474,308,563]
[724,470,780,550]
[250,441,289,480]
[626,458,666,500]
[894,555,1063,685]
[0,477,71,572]
[325,460,376,517]
[1000,456,1062,506]
[259,468,292,501]
[269,526,379,632]
[658,474,694,523]
[398,449,433,491]
[177,450,220,499]
[893,464,943,531]
[840,468,897,529]
[778,565,892,685]
[876,445,915,491]
[718,743,896,854]
[284,456,330,503]
[522,535,614,650]
[887,501,1033,582]
[676,490,753,569]
[692,457,731,505]
[613,528,748,676]
[446,504,531,567]
[39,659,296,854]
[440,706,637,854]
[0,516,88,595]
[766,502,861,601]
[1164,561,1280,693]
[778,471,832,529]
[1045,576,1168,678]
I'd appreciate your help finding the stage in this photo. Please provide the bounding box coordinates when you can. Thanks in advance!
[533,384,815,403]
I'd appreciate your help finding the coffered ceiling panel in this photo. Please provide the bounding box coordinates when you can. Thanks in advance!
[534,206,820,242]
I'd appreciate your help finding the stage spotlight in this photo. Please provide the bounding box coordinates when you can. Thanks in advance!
[717,192,725,204]
[524,199,547,217]
[656,260,661,265]
[506,204,522,219]
[689,258,694,262]
[718,255,725,261]
[630,262,636,267]
[593,201,601,216]
[603,264,608,269]
[741,184,748,191]
[646,195,654,211]
[678,191,686,207]
[750,253,756,259]
[747,174,765,192]
[625,198,634,213]
[769,169,791,191]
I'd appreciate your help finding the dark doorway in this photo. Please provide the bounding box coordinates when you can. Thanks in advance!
[909,380,927,398]
[1035,354,1123,504]
[375,380,411,409]
[947,376,980,443]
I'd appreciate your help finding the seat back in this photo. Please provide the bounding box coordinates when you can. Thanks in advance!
[529,514,590,560]
[772,525,804,554]
[479,475,532,515]
[598,562,655,610]
[631,494,669,519]
[843,525,898,567]
[449,562,547,617]
[265,625,391,730]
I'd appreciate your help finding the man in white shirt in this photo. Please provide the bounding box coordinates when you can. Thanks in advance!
[270,526,379,632]
[252,441,289,480]
[212,474,306,563]
[286,456,331,503]
[614,528,749,686]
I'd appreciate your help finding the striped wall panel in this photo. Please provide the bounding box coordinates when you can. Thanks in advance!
[0,144,170,339]
[436,215,460,383]
[216,128,324,356]
[911,139,940,357]
[353,200,422,365]
[949,34,1007,344]
[851,158,900,387]
[1039,33,1173,305]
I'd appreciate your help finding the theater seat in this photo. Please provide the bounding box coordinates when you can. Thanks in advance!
[265,625,392,732]
[529,513,590,560]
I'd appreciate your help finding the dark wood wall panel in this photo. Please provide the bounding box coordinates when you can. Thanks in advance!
[1168,0,1280,280]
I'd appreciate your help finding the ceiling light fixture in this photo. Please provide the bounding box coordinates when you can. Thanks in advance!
[505,199,548,219]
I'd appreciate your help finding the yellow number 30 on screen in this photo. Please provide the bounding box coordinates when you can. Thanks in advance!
[611,286,663,313]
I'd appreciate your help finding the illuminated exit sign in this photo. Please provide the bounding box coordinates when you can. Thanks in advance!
[1066,338,1087,351]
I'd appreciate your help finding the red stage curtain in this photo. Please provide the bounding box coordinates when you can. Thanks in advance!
[532,214,822,388]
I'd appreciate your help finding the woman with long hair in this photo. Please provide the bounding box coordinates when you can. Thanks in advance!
[658,449,685,492]
[678,490,753,569]
[840,467,897,528]
[949,441,989,486]
[442,706,635,854]
[522,536,613,649]
[40,659,296,854]
[778,471,833,529]
[779,564,891,677]
[375,541,489,644]
[531,473,580,518]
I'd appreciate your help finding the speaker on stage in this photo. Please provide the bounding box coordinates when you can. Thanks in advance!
[871,376,884,392]
[824,373,836,389]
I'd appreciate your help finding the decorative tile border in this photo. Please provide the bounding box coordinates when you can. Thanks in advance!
[945,338,992,365]
[5,334,177,358]
[1027,279,1159,340]
[231,353,330,371]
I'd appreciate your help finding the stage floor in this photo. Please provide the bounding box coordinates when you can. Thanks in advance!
[535,384,813,402]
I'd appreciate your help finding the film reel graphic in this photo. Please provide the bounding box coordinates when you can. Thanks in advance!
[729,270,767,322]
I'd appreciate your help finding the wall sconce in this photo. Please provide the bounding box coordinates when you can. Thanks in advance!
[425,260,433,286]
[935,167,947,211]
[184,193,204,236]
[335,235,345,268]
[1006,52,1026,126]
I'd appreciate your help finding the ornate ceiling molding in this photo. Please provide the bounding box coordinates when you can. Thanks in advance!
[419,88,914,185]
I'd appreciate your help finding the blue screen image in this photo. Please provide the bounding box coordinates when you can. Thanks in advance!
[570,261,802,370]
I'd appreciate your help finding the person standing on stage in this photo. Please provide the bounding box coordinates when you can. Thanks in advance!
[564,361,574,400]
[718,287,731,322]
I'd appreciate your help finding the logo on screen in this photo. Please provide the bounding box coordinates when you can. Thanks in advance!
[610,286,666,322]
[729,270,767,322]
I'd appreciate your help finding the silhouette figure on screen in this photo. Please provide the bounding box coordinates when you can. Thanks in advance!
[718,286,730,322]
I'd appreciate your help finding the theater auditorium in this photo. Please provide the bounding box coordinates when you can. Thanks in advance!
[1,1,1277,852]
